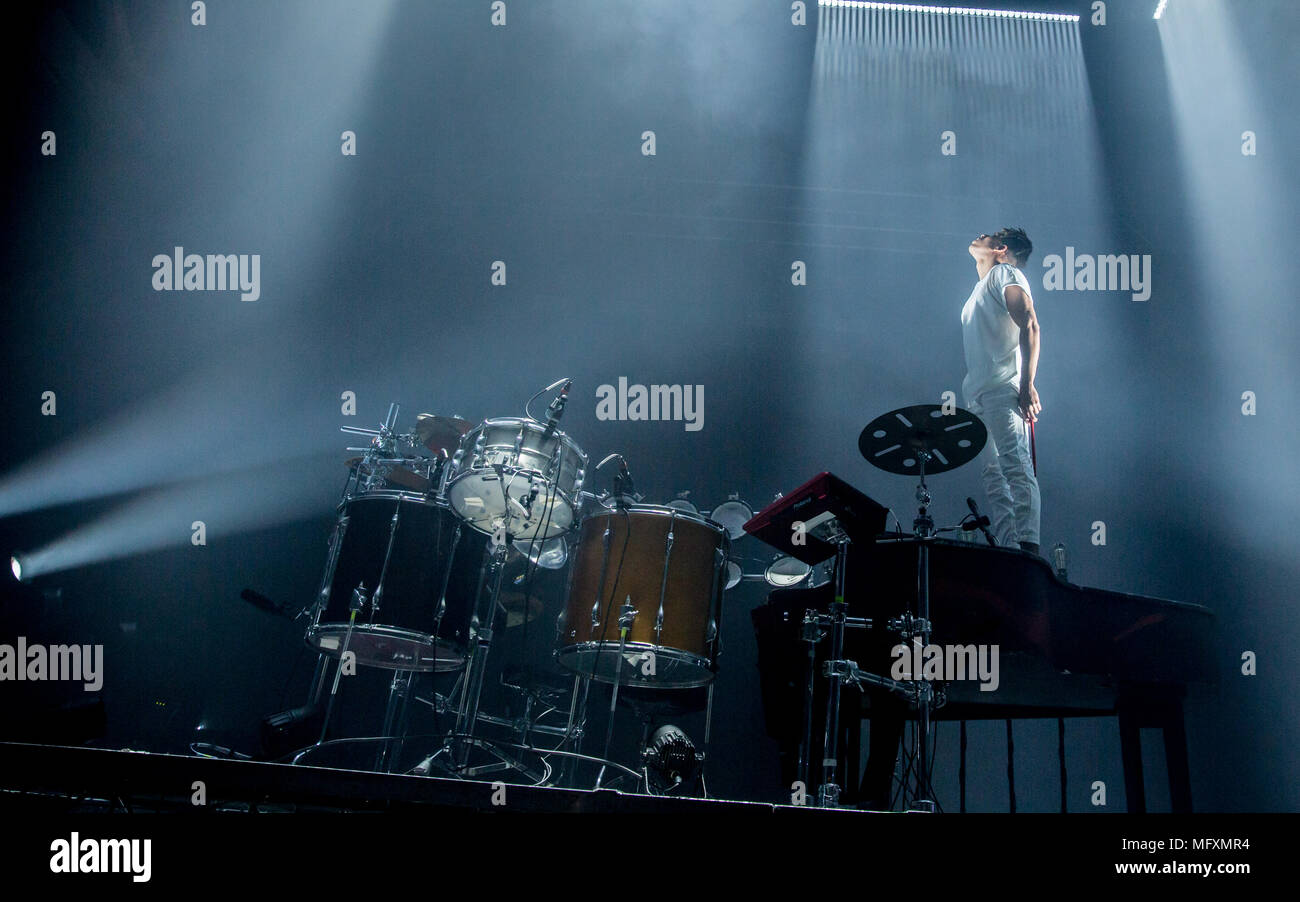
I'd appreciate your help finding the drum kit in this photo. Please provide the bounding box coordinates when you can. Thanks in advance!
[293,383,774,795]
[287,379,988,806]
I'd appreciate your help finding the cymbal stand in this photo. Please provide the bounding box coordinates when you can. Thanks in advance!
[909,451,938,809]
[339,402,402,452]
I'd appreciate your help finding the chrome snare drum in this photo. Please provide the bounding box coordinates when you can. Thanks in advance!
[555,505,728,688]
[445,417,586,540]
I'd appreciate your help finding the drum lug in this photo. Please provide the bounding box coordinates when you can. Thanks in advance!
[655,516,675,648]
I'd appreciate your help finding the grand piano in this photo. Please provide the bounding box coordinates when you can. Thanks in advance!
[747,473,1217,813]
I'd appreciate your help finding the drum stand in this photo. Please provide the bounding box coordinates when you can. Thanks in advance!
[798,532,872,807]
[802,454,944,810]
[551,674,590,786]
[374,669,416,772]
[316,584,369,746]
[594,598,637,789]
[449,522,512,770]
[903,452,938,809]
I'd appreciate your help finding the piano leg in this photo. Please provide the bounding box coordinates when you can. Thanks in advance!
[1117,685,1193,813]
[1118,707,1146,813]
[1162,702,1193,813]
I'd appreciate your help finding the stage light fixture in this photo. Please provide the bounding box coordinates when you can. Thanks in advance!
[10,555,22,582]
[817,1,1079,22]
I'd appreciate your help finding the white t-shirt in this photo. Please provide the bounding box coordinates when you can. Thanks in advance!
[961,262,1032,406]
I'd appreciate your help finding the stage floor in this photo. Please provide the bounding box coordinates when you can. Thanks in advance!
[0,741,864,815]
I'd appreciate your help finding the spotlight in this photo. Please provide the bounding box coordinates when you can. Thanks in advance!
[1153,0,1168,19]
[10,555,23,581]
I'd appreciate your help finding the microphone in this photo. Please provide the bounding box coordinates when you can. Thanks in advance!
[616,457,635,501]
[542,380,571,439]
[596,453,635,505]
[240,588,287,618]
[965,498,997,547]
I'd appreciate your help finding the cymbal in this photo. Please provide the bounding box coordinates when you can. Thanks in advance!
[413,414,474,456]
[858,404,987,475]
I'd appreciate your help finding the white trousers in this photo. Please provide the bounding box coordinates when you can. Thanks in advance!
[968,385,1040,547]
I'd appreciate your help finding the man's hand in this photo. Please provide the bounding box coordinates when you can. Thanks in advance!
[1019,383,1042,423]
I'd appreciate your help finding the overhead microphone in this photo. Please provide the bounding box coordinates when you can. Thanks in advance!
[240,587,289,618]
[542,379,572,440]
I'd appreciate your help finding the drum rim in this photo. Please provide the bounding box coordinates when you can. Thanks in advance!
[764,554,813,586]
[463,417,589,461]
[578,502,728,536]
[725,559,743,589]
[337,488,448,510]
[554,641,715,689]
[306,624,467,672]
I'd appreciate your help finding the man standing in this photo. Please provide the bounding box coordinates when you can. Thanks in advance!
[961,228,1042,555]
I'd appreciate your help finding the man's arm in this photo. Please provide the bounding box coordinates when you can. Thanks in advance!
[1004,284,1042,422]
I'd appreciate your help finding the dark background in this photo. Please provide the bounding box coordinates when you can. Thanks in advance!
[1,0,1296,811]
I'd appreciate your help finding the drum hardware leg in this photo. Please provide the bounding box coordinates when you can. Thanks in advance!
[911,454,937,809]
[375,669,415,773]
[305,511,350,633]
[818,538,852,807]
[558,674,590,786]
[453,531,511,770]
[638,717,654,795]
[699,682,715,799]
[309,652,332,706]
[316,583,369,747]
[520,687,534,748]
[797,609,823,790]
[433,522,462,668]
[594,597,637,790]
[452,537,497,733]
